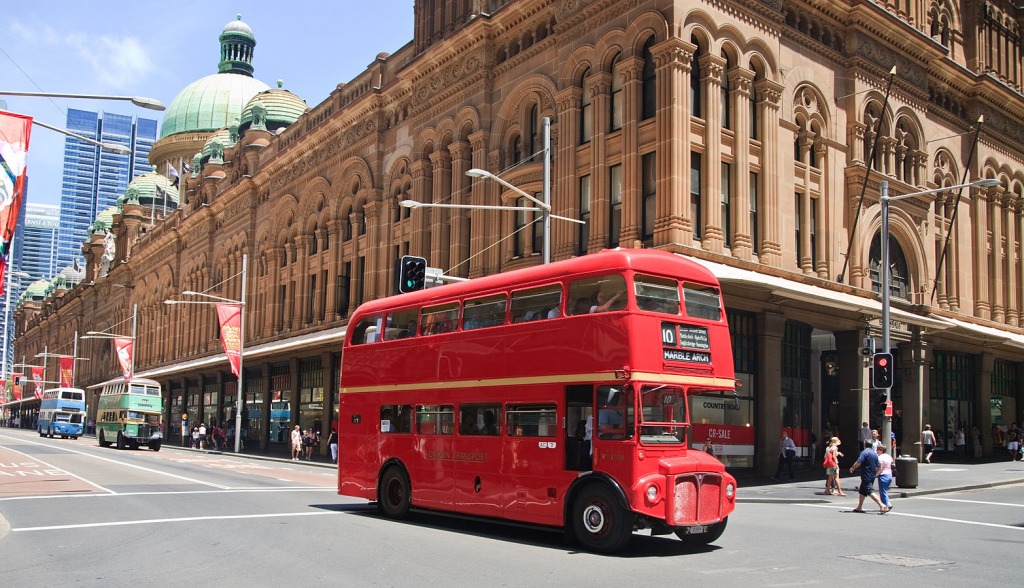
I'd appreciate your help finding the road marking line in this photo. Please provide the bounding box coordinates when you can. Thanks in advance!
[12,510,341,532]
[918,497,1024,508]
[797,503,1024,531]
[0,445,113,495]
[0,487,335,502]
[0,434,229,489]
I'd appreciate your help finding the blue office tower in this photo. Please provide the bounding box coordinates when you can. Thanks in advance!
[56,109,156,270]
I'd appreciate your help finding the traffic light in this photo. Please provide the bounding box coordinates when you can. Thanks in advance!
[396,255,427,293]
[872,352,894,389]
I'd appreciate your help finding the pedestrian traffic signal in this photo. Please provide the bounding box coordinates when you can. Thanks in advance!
[396,255,427,293]
[872,352,894,389]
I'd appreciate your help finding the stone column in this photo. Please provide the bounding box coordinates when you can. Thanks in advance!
[468,130,489,277]
[754,79,783,265]
[554,87,581,254]
[652,37,695,247]
[991,189,1005,322]
[756,311,786,476]
[448,141,471,276]
[699,54,726,253]
[835,329,868,456]
[362,200,383,298]
[976,352,995,457]
[619,57,643,246]
[410,159,432,256]
[973,186,992,318]
[814,139,830,278]
[900,333,930,461]
[293,235,310,329]
[588,72,611,251]
[325,219,341,322]
[429,150,452,269]
[730,67,755,259]
[1005,195,1019,326]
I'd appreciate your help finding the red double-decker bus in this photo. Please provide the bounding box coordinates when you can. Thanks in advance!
[338,248,738,552]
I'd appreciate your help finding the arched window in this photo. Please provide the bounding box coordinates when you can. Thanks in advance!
[641,37,657,120]
[309,224,318,255]
[870,233,910,301]
[580,67,593,143]
[528,104,540,161]
[721,52,731,130]
[690,39,702,117]
[610,53,623,131]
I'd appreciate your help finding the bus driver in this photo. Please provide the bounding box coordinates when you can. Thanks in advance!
[598,388,625,439]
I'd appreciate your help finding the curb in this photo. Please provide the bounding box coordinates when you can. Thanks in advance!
[161,443,337,469]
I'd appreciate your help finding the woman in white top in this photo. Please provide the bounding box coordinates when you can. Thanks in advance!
[875,444,895,512]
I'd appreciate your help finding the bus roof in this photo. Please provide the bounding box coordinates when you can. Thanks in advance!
[86,376,162,390]
[354,249,718,316]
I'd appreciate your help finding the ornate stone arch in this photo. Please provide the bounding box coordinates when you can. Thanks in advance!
[865,207,928,302]
[557,44,596,88]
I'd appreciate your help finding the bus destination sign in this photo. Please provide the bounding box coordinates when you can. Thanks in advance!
[661,322,711,364]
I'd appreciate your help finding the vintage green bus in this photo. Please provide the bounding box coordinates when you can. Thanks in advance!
[91,377,164,451]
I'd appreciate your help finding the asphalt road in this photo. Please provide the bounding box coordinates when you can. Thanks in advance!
[2,428,1022,586]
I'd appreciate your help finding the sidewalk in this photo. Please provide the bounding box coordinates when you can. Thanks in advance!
[732,458,1024,503]
[161,439,338,469]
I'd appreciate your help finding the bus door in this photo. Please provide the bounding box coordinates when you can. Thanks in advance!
[452,402,504,518]
[410,405,456,508]
[564,385,593,471]
[503,402,562,525]
[592,384,635,471]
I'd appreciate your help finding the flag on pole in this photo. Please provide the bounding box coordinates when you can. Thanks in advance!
[31,366,43,399]
[182,160,193,174]
[0,379,6,405]
[114,337,134,379]
[59,356,74,388]
[0,111,33,296]
[216,304,242,377]
[167,161,180,188]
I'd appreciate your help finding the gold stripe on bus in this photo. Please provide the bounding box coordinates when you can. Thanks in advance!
[341,370,735,395]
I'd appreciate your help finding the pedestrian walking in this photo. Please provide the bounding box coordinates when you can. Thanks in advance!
[290,425,302,461]
[822,437,846,496]
[922,424,937,463]
[970,426,982,459]
[850,443,886,514]
[771,430,797,482]
[955,427,966,460]
[858,422,872,449]
[875,443,894,511]
[328,429,339,463]
[1007,423,1021,461]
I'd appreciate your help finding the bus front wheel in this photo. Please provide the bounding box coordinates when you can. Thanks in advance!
[98,431,111,447]
[378,466,411,519]
[150,441,161,452]
[116,432,126,450]
[675,516,728,546]
[572,484,634,553]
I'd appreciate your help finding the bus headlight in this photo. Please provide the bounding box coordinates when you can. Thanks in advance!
[646,485,658,502]
[725,483,735,498]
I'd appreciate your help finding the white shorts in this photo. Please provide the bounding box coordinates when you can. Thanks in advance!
[1008,441,1019,451]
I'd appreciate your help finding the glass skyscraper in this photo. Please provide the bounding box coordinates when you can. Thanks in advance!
[18,203,61,285]
[56,109,156,270]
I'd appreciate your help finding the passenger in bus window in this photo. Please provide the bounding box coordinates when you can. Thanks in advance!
[598,389,625,439]
[460,409,480,435]
[480,410,498,435]
[590,290,624,313]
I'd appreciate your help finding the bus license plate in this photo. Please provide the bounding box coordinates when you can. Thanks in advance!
[686,525,706,534]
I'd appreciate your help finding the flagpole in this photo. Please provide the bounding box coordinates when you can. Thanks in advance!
[72,332,78,386]
[235,253,247,453]
[131,304,137,377]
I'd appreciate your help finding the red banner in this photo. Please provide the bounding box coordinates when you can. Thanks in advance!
[0,379,5,405]
[0,111,33,295]
[59,356,74,387]
[114,338,134,379]
[216,304,242,377]
[31,367,44,399]
[12,374,21,400]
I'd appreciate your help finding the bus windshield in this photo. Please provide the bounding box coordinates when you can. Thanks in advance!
[639,384,688,444]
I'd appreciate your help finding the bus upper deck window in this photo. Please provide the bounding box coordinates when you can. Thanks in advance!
[421,303,459,335]
[463,295,507,330]
[385,308,419,340]
[567,274,628,315]
[350,316,383,344]
[683,283,723,321]
[634,274,680,315]
[511,285,562,323]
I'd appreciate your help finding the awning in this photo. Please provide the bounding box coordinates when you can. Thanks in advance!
[688,257,951,330]
[933,315,1024,351]
[136,325,348,379]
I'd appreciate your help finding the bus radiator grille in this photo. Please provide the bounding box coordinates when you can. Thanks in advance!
[672,474,723,526]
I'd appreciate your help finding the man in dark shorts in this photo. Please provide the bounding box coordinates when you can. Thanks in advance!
[849,443,886,514]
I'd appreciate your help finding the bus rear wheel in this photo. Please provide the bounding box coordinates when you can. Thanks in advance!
[572,485,634,553]
[378,466,411,519]
[98,431,111,447]
[675,516,728,546]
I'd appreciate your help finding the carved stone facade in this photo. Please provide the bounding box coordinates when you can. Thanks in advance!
[13,0,1024,471]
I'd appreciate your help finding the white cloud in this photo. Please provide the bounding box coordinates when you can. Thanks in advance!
[65,34,155,91]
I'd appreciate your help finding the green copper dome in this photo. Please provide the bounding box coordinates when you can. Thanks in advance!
[158,15,269,139]
[201,128,233,164]
[117,172,180,209]
[17,279,50,306]
[88,206,120,236]
[239,81,307,134]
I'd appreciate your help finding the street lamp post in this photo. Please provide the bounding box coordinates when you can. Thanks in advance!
[164,254,247,453]
[2,270,30,387]
[878,177,1000,454]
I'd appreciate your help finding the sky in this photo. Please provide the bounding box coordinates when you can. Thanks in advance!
[0,1,416,207]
